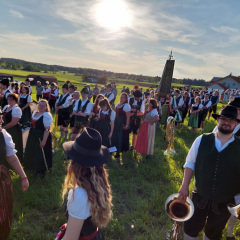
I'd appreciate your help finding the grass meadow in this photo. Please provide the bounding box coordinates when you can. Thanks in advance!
[1,69,239,239]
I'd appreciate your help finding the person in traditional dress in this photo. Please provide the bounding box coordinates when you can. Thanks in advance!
[25,78,32,95]
[95,98,116,147]
[0,78,11,109]
[104,84,115,108]
[42,81,51,101]
[49,83,58,113]
[199,93,212,131]
[12,83,20,95]
[24,99,53,177]
[55,84,71,139]
[36,81,43,101]
[0,109,29,240]
[19,82,25,95]
[128,90,145,150]
[188,96,202,132]
[223,89,230,102]
[92,84,99,103]
[59,128,112,240]
[71,87,92,141]
[208,91,219,120]
[135,98,159,156]
[179,105,240,240]
[181,91,190,123]
[170,89,184,128]
[111,92,131,159]
[159,95,170,126]
[89,94,104,129]
[19,86,32,126]
[2,93,23,162]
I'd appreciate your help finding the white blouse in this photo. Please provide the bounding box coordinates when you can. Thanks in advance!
[3,104,22,118]
[116,103,131,112]
[149,108,159,117]
[98,109,116,121]
[67,187,91,220]
[2,129,17,156]
[32,111,53,127]
[20,94,32,102]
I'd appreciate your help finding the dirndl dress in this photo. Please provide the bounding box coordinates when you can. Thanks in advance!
[188,106,200,128]
[19,94,31,126]
[160,104,170,124]
[89,106,99,129]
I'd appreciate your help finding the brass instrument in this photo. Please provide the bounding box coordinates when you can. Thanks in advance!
[165,193,194,240]
[164,116,176,155]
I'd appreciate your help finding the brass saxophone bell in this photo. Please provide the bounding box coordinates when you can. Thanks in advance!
[227,203,240,219]
[165,193,194,222]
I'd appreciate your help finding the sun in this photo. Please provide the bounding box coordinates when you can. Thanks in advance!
[95,0,131,31]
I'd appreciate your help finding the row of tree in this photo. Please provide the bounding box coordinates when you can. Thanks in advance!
[0,58,210,87]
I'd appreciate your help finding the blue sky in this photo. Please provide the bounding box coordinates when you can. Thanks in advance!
[0,0,240,81]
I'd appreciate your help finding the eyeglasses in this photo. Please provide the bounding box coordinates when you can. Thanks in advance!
[219,117,236,124]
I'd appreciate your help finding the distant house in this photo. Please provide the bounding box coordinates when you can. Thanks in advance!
[26,75,58,85]
[210,74,240,93]
[0,73,13,82]
[87,77,97,83]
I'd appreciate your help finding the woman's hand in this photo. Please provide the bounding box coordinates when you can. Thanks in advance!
[108,132,112,139]
[39,140,46,148]
[22,179,29,192]
[123,126,128,130]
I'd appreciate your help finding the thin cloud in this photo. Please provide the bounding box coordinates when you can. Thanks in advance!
[9,10,24,19]
[210,26,239,34]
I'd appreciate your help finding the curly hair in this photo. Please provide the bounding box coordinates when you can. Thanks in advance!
[62,161,113,227]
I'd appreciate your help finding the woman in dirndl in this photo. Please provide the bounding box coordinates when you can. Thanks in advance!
[89,94,104,129]
[135,98,159,156]
[188,96,203,132]
[0,109,29,240]
[2,93,23,163]
[95,98,115,147]
[59,127,112,240]
[111,92,131,159]
[24,99,53,177]
[19,86,32,126]
[223,90,229,102]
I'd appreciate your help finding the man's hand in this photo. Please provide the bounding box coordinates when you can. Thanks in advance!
[178,184,189,202]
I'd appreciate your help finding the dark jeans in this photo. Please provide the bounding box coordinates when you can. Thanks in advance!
[184,191,232,240]
[37,94,42,101]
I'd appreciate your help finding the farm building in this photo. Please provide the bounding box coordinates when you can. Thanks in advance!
[26,75,58,85]
[0,73,14,81]
[210,74,240,93]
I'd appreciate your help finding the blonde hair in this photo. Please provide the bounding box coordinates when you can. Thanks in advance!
[62,161,113,227]
[39,99,50,112]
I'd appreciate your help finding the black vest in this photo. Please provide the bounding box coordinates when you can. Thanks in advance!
[1,89,10,109]
[195,133,240,202]
[129,97,143,119]
[57,94,69,107]
[201,100,210,113]
[171,96,182,109]
[210,96,219,105]
[0,132,6,165]
[75,99,90,122]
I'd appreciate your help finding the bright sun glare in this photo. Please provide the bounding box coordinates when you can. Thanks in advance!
[95,0,131,31]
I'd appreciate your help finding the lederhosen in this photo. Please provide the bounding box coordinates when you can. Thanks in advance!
[68,100,77,128]
[112,104,129,153]
[19,95,31,126]
[181,96,190,121]
[209,96,219,114]
[95,109,111,147]
[24,115,52,173]
[129,97,143,134]
[184,134,240,239]
[199,100,210,126]
[3,109,23,163]
[89,106,99,129]
[0,132,13,240]
[73,99,90,134]
[57,94,70,127]
[1,90,10,109]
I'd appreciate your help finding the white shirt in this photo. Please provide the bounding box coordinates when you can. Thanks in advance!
[73,99,92,115]
[42,87,51,94]
[104,92,115,103]
[158,101,162,109]
[32,111,53,127]
[50,88,58,97]
[184,132,236,171]
[3,104,22,118]
[202,99,212,108]
[191,103,203,109]
[27,85,32,94]
[129,98,145,114]
[20,94,32,103]
[3,89,10,98]
[171,96,184,107]
[98,109,116,121]
[116,103,131,112]
[67,187,91,220]
[149,108,159,117]
[56,93,71,108]
[2,129,17,156]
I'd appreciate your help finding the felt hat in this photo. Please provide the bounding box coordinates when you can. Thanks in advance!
[212,105,240,122]
[133,90,142,98]
[62,127,109,166]
[81,87,89,94]
[62,84,69,89]
[229,98,240,108]
[69,85,75,89]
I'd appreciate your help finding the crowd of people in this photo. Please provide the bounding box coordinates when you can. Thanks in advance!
[0,77,240,239]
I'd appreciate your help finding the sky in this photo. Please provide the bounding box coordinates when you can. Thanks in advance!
[0,0,240,81]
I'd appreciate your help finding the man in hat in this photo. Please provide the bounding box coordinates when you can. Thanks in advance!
[71,87,92,140]
[104,84,115,107]
[0,78,11,109]
[129,90,145,149]
[179,105,240,240]
[49,83,58,113]
[55,84,71,139]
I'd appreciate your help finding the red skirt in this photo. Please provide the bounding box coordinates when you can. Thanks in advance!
[135,121,149,154]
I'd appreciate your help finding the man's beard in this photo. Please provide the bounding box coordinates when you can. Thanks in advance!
[218,125,234,134]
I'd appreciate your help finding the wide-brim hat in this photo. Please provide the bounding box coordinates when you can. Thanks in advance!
[133,90,142,98]
[212,105,240,122]
[229,98,240,108]
[62,127,109,166]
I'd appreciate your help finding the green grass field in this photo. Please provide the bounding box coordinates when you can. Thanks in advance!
[1,69,239,239]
